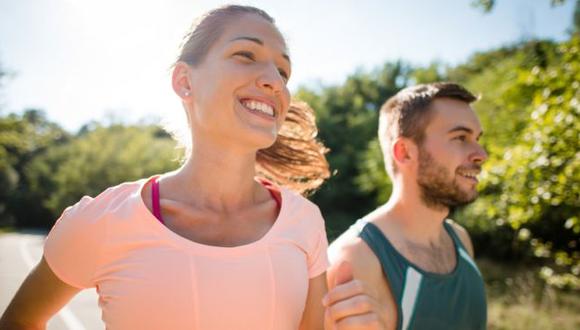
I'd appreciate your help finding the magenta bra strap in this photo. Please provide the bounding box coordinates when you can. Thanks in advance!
[151,177,164,224]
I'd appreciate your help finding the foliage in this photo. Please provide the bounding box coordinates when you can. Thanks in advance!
[0,110,70,226]
[449,40,558,149]
[459,36,580,288]
[24,124,181,224]
[355,139,392,205]
[480,259,580,329]
[295,62,410,238]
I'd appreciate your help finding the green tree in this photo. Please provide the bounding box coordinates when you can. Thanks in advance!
[0,110,69,226]
[469,36,579,288]
[448,40,558,149]
[296,62,411,238]
[25,124,181,225]
[451,36,579,289]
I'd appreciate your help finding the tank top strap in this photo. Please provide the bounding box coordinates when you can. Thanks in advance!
[442,220,465,250]
[443,220,482,278]
[357,220,407,301]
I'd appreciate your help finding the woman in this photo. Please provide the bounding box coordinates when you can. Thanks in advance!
[0,5,330,329]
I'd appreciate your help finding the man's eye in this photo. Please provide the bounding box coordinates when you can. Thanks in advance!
[234,51,255,60]
[454,135,467,142]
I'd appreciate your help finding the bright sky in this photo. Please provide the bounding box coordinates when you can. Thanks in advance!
[0,0,575,131]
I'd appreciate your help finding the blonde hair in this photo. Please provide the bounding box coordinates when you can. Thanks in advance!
[172,5,330,194]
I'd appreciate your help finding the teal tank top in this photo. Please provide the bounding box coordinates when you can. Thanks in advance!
[355,219,487,330]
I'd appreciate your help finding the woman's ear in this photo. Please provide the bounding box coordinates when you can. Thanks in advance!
[172,61,193,100]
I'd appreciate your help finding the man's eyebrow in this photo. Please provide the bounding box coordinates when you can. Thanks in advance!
[448,125,483,139]
[230,36,291,64]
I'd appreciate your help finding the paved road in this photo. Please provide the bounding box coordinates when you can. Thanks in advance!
[0,232,103,329]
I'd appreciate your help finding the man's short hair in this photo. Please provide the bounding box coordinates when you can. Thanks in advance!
[378,82,477,177]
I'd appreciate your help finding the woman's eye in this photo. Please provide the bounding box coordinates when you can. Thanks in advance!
[234,51,255,61]
[278,69,289,81]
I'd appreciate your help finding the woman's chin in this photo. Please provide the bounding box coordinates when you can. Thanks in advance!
[240,128,279,150]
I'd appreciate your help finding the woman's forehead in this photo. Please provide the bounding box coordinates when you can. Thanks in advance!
[219,14,288,53]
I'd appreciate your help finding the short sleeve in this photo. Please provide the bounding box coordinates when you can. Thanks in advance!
[307,208,329,278]
[44,195,107,289]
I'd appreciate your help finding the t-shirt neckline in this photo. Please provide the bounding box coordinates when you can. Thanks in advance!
[132,175,288,256]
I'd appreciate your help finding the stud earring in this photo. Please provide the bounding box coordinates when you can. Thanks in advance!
[183,91,190,97]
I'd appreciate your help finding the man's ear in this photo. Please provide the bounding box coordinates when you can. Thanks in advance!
[172,61,193,100]
[392,137,418,169]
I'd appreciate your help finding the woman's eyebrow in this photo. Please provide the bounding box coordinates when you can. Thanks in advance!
[231,36,264,45]
[229,36,290,64]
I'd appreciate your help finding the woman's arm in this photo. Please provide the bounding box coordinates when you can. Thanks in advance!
[0,256,81,329]
[299,272,328,330]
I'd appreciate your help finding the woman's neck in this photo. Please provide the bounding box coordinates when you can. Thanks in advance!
[162,142,266,213]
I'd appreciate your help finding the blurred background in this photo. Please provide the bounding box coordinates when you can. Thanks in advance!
[1,0,578,329]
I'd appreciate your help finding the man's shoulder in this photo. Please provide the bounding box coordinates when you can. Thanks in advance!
[327,219,397,314]
[328,220,368,265]
[328,221,384,283]
[446,219,475,257]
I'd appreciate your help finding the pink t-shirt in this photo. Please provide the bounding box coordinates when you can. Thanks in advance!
[44,178,329,330]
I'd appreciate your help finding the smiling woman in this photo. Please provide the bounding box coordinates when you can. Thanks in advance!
[173,5,329,194]
[0,5,330,330]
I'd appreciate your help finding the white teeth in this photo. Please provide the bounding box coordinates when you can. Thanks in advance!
[459,172,478,179]
[242,100,274,117]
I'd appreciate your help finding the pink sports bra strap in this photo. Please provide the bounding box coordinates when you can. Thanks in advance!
[261,181,282,211]
[151,177,164,224]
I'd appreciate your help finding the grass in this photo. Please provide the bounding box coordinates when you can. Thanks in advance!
[479,258,580,330]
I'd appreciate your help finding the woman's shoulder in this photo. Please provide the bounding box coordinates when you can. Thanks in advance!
[280,186,322,215]
[278,186,325,235]
[57,178,148,224]
[44,178,150,288]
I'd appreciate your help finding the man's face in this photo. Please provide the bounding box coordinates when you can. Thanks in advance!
[415,98,488,210]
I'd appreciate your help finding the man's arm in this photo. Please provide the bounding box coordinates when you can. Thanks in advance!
[0,256,81,329]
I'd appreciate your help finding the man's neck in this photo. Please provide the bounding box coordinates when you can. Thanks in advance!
[370,182,450,247]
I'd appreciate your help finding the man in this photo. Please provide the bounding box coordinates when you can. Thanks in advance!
[323,83,488,330]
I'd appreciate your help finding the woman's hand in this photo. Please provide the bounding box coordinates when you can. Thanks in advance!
[323,262,390,330]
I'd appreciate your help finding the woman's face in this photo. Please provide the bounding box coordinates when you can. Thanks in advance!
[184,13,291,151]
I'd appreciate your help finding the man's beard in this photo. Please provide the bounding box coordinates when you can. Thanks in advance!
[417,147,480,211]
